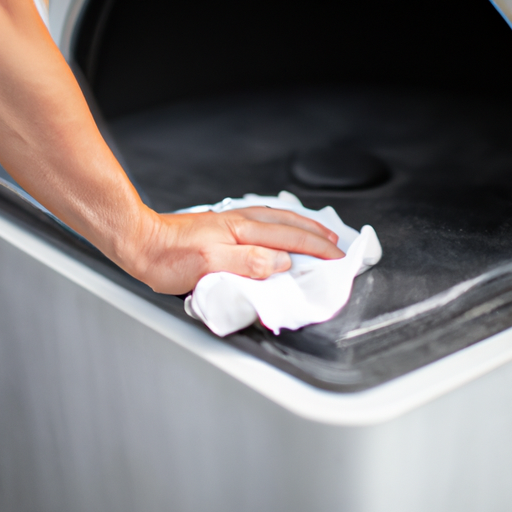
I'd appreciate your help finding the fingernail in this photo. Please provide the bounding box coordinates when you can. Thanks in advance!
[274,251,291,272]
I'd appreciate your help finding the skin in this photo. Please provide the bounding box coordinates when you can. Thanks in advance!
[0,0,344,295]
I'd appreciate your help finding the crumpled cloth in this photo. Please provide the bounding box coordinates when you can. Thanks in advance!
[179,191,382,336]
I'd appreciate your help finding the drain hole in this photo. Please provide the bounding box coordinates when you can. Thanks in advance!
[291,144,390,190]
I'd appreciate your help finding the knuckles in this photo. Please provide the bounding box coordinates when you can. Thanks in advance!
[244,246,273,279]
[225,215,250,244]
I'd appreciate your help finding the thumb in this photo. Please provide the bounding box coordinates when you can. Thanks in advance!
[211,244,292,279]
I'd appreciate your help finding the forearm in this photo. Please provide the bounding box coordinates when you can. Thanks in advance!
[0,0,343,296]
[0,0,148,266]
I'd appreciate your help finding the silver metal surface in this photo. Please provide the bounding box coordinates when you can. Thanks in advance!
[1,214,512,512]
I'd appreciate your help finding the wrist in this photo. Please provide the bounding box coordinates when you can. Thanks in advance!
[109,201,163,284]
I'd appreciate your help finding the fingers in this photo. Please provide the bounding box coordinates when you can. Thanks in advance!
[229,219,345,260]
[136,208,345,297]
[233,207,339,245]
[206,244,292,280]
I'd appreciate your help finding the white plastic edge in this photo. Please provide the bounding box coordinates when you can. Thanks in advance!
[49,0,88,59]
[2,213,512,426]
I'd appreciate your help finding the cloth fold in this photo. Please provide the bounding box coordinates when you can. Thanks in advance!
[180,192,382,336]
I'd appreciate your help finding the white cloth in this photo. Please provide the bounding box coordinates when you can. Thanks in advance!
[180,192,382,336]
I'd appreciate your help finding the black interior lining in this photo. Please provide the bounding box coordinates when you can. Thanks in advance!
[25,0,507,391]
[103,87,512,391]
[75,0,512,118]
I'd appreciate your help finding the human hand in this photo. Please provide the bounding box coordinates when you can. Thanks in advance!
[124,206,345,295]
